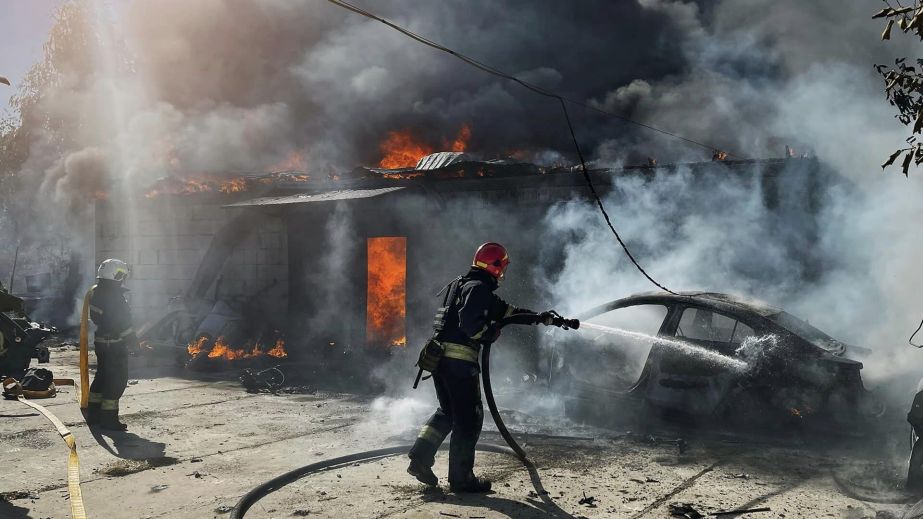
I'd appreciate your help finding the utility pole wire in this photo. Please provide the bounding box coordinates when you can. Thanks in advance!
[324,0,684,294]
[324,0,740,159]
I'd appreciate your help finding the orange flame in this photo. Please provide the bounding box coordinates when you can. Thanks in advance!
[266,338,288,358]
[145,172,312,198]
[378,130,433,169]
[448,123,471,152]
[145,177,222,198]
[789,406,814,418]
[269,150,307,172]
[377,124,472,169]
[219,177,249,194]
[186,336,288,360]
[367,237,407,347]
[187,336,208,356]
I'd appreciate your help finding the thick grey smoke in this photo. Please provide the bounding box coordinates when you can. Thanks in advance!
[4,0,923,401]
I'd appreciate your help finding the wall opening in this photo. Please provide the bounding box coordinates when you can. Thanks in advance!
[366,236,407,347]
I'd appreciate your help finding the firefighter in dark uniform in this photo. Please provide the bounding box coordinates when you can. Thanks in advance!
[408,242,557,493]
[85,259,136,431]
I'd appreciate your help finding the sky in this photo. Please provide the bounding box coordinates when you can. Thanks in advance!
[0,0,65,113]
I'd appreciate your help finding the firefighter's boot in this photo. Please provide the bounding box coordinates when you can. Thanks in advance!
[99,401,128,431]
[85,402,101,425]
[449,475,492,493]
[407,459,439,487]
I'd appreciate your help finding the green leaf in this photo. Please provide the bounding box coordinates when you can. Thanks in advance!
[914,110,923,134]
[883,149,903,168]
[873,7,893,19]
[884,18,896,40]
[902,148,914,175]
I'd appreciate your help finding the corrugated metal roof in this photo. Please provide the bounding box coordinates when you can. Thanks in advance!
[415,152,470,170]
[224,186,406,207]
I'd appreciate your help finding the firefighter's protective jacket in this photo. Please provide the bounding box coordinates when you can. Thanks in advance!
[435,268,530,352]
[88,279,135,343]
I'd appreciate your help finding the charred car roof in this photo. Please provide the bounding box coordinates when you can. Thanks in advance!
[577,291,783,320]
[578,291,864,362]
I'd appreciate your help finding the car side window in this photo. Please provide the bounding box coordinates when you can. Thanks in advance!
[732,322,757,345]
[586,304,669,336]
[676,307,735,342]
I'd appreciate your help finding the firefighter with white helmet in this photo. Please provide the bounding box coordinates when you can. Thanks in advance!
[83,259,136,430]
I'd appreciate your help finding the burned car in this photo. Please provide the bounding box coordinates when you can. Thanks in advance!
[550,292,881,431]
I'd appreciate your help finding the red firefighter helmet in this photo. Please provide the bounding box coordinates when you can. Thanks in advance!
[472,242,510,279]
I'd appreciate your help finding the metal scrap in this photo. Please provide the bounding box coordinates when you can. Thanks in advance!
[670,503,705,519]
[711,507,771,517]
[578,491,597,507]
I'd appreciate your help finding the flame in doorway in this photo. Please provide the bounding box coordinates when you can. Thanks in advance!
[367,237,407,347]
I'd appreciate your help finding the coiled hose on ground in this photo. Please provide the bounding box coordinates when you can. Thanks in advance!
[230,315,577,518]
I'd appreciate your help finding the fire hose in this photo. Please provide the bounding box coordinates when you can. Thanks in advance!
[3,377,89,519]
[230,313,579,519]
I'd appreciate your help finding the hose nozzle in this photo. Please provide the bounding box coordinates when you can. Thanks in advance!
[548,310,579,330]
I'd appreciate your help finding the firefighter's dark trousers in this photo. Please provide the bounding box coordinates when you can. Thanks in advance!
[88,341,129,414]
[409,358,483,484]
[910,425,923,489]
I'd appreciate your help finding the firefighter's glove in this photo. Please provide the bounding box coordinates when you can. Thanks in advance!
[539,311,556,326]
[483,325,502,343]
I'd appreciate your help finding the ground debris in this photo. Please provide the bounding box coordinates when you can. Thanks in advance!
[669,502,704,519]
[725,473,750,480]
[578,491,597,507]
[214,504,234,513]
[712,507,771,517]
[0,490,37,501]
[96,456,179,477]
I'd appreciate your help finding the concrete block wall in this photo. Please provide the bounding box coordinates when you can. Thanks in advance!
[96,199,288,325]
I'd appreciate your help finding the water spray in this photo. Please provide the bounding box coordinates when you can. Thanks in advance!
[578,321,749,371]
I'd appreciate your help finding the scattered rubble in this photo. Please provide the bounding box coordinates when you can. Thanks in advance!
[670,502,705,519]
[578,491,597,507]
[712,507,771,516]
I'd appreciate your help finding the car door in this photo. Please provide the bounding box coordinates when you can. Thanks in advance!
[644,305,758,416]
[551,303,671,396]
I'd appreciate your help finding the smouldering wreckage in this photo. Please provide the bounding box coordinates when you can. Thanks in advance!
[0,288,54,380]
[551,292,884,432]
[138,298,288,370]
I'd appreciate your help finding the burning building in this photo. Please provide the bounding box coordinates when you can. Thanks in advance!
[95,153,833,367]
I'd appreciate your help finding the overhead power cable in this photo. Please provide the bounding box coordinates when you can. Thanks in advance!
[324,0,738,159]
[324,0,687,294]
[911,315,923,347]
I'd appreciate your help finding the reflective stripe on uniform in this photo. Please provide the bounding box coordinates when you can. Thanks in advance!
[96,327,134,343]
[441,342,479,363]
[418,425,448,445]
[503,304,515,318]
[89,305,104,315]
[100,399,118,411]
[88,392,102,403]
[470,324,489,340]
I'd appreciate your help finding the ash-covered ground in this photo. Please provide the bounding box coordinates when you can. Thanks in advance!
[1,339,917,519]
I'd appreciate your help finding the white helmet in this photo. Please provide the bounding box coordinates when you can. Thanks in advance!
[97,259,130,283]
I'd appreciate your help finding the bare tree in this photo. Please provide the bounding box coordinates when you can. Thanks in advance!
[875,2,923,175]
